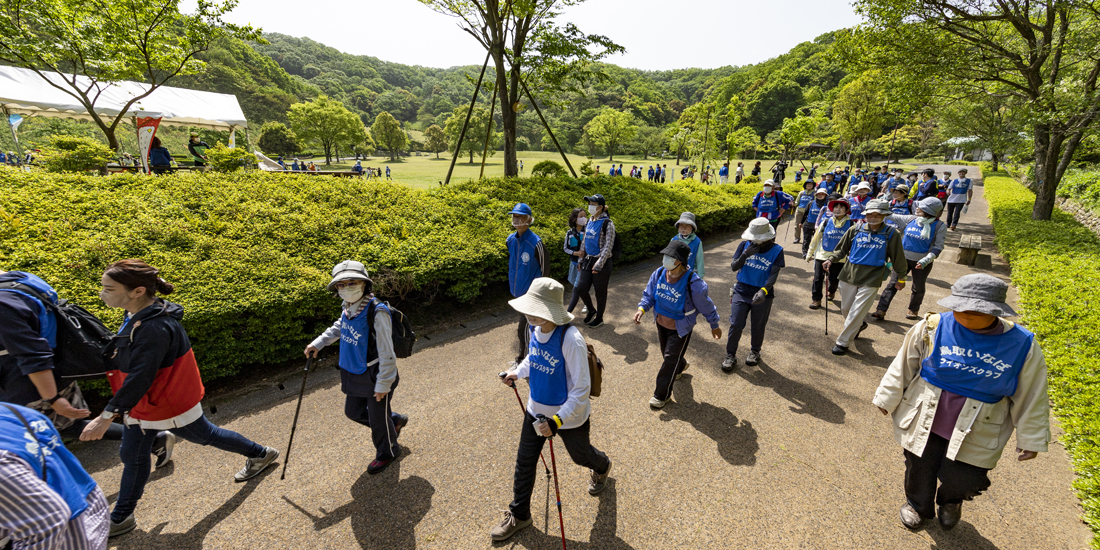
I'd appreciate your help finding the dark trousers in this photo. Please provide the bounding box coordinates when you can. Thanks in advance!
[946,202,965,227]
[801,224,816,256]
[113,415,264,522]
[345,392,402,461]
[569,258,613,321]
[654,324,692,401]
[811,259,843,302]
[726,293,773,356]
[877,260,933,313]
[515,315,530,363]
[509,413,609,521]
[903,433,992,518]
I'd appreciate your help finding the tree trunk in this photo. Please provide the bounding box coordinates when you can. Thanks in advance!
[491,46,518,178]
[1031,124,1063,221]
[990,154,999,172]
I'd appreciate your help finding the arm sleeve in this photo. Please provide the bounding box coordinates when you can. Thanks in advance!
[638,270,659,312]
[873,320,927,411]
[554,326,591,426]
[691,277,721,328]
[807,224,825,256]
[827,228,856,264]
[695,244,705,278]
[310,317,343,350]
[105,324,172,415]
[764,252,785,290]
[563,233,576,257]
[886,214,917,227]
[534,240,548,279]
[729,241,750,272]
[929,222,947,257]
[373,311,397,394]
[0,301,54,375]
[0,452,72,550]
[888,231,908,277]
[594,219,615,270]
[1009,341,1052,453]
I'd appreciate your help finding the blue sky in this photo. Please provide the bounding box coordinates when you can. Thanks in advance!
[188,0,862,71]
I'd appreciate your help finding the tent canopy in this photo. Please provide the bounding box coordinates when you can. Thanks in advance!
[0,66,248,130]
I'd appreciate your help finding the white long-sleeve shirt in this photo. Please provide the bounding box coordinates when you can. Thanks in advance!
[510,324,591,429]
[311,297,397,394]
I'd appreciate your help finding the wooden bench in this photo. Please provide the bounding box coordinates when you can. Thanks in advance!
[956,234,983,265]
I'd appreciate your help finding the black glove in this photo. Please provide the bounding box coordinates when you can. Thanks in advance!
[752,288,768,305]
[535,414,560,436]
[743,243,761,257]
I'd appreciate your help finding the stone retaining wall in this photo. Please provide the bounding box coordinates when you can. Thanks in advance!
[1057,197,1100,236]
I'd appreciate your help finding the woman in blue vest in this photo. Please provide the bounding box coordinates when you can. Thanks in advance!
[873,198,947,321]
[306,260,408,476]
[817,172,838,195]
[792,180,817,245]
[568,194,616,327]
[493,278,612,542]
[564,208,586,289]
[506,203,547,364]
[874,273,1050,531]
[799,187,829,256]
[752,181,787,230]
[846,182,873,221]
[886,185,914,228]
[944,168,974,230]
[805,198,851,309]
[721,218,786,372]
[633,241,721,408]
[668,211,705,277]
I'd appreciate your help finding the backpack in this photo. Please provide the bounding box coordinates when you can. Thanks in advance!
[0,281,113,380]
[366,298,417,359]
[559,324,605,397]
[599,219,624,261]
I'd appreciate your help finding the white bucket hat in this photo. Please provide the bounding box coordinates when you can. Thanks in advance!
[854,182,872,193]
[326,260,372,292]
[508,277,575,325]
[741,217,776,241]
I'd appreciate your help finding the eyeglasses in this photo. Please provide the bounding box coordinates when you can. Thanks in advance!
[334,281,363,290]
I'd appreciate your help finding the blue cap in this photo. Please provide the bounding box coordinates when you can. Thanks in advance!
[509,203,533,216]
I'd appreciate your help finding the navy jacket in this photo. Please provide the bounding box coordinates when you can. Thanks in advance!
[0,273,55,404]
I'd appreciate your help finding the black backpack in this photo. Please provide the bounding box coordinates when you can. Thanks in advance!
[366,298,417,358]
[600,219,625,261]
[0,282,113,380]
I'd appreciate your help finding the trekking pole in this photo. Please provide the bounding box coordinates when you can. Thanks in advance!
[500,372,552,477]
[281,355,314,480]
[824,278,829,335]
[784,213,793,242]
[538,415,568,550]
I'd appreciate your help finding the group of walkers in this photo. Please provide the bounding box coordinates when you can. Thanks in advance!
[0,162,1049,547]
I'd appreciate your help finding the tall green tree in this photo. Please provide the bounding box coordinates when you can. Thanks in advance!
[371,111,409,161]
[937,92,1026,172]
[289,96,365,164]
[832,75,886,165]
[744,79,804,137]
[584,108,636,162]
[443,105,499,163]
[257,121,300,157]
[0,0,259,151]
[633,125,665,160]
[425,124,448,159]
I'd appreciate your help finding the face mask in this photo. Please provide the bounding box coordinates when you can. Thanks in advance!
[678,227,692,237]
[588,205,599,216]
[338,286,364,303]
[662,256,678,270]
[577,217,588,227]
[512,215,531,228]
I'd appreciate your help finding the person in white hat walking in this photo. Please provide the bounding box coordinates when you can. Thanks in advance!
[872,197,948,321]
[493,278,612,542]
[669,212,705,277]
[873,273,1050,531]
[507,203,547,364]
[305,260,408,475]
[846,182,874,222]
[823,199,907,355]
[634,241,722,408]
[721,218,785,372]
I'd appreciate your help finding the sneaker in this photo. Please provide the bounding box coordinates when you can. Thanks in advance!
[675,360,690,380]
[827,293,836,301]
[152,431,176,469]
[855,321,868,340]
[792,238,801,244]
[937,502,962,530]
[583,310,597,324]
[581,306,588,315]
[831,344,849,356]
[745,351,761,366]
[588,458,612,495]
[648,396,670,409]
[367,446,402,475]
[234,446,279,482]
[393,414,409,438]
[900,502,924,529]
[490,510,533,541]
[109,513,136,538]
[870,311,885,321]
[905,310,920,320]
[721,354,737,373]
[586,318,604,328]
[808,301,821,310]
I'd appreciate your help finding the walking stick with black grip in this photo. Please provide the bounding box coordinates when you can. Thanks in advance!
[281,356,314,480]
[537,415,568,550]
[500,372,551,477]
[824,277,829,335]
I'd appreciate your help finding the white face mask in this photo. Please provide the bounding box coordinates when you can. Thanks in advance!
[512,215,531,228]
[662,255,678,270]
[588,205,599,216]
[577,217,588,227]
[338,286,364,303]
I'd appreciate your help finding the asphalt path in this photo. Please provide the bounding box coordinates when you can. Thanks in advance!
[74,165,1093,549]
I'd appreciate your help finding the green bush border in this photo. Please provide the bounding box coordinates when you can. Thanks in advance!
[986,173,1100,546]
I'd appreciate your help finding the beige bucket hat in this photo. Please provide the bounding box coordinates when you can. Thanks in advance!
[741,217,776,241]
[508,277,575,325]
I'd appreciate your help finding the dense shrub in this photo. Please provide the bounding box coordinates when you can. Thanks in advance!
[741,175,762,186]
[205,143,257,172]
[531,160,567,178]
[1057,168,1100,213]
[0,171,754,383]
[986,174,1100,545]
[38,135,114,173]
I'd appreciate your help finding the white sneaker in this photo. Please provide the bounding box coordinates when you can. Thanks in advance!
[234,446,279,482]
[648,396,670,409]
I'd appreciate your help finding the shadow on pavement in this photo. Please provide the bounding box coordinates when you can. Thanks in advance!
[583,324,650,365]
[657,375,759,466]
[735,360,847,424]
[925,520,1002,549]
[111,466,276,549]
[497,478,635,549]
[282,448,434,549]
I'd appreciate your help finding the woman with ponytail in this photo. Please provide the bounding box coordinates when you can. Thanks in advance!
[80,259,278,538]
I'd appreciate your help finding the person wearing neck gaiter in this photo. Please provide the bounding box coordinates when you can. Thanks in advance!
[669,211,705,277]
[306,260,407,475]
[873,197,947,321]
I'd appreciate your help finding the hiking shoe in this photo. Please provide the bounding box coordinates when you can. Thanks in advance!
[234,446,279,482]
[589,458,612,495]
[675,360,690,380]
[583,310,597,324]
[827,293,836,301]
[745,351,761,366]
[938,502,962,530]
[870,311,885,320]
[792,238,801,244]
[394,414,409,438]
[721,354,737,372]
[648,396,670,409]
[586,318,604,328]
[900,502,924,529]
[905,310,920,320]
[809,301,821,310]
[109,513,136,538]
[490,510,532,541]
[831,345,849,356]
[855,321,868,340]
[367,446,402,475]
[152,431,176,469]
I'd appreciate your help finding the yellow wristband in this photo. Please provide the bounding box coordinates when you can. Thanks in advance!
[638,307,646,312]
[553,415,563,428]
[762,288,768,295]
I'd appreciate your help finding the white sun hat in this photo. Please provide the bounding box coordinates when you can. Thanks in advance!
[508,278,575,325]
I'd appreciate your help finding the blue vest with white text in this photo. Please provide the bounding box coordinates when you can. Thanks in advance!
[817,179,837,194]
[849,224,894,266]
[737,243,783,287]
[755,193,779,219]
[584,217,606,256]
[798,193,814,209]
[528,325,569,407]
[508,230,543,297]
[902,218,940,254]
[821,217,851,252]
[654,268,694,320]
[806,199,827,226]
[848,196,868,221]
[339,303,385,375]
[920,313,1034,403]
[672,235,702,273]
[951,178,972,195]
[0,272,59,347]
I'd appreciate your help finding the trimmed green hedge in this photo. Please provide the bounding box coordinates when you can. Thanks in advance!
[0,171,754,382]
[985,173,1100,546]
[1058,168,1100,213]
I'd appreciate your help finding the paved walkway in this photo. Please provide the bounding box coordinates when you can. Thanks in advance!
[77,166,1093,549]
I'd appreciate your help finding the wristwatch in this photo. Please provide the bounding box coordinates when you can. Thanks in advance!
[99,411,117,420]
[44,394,62,405]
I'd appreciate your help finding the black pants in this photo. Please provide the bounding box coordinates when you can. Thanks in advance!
[801,224,816,256]
[344,392,402,461]
[726,293,773,356]
[569,258,613,321]
[903,433,992,518]
[811,259,843,302]
[515,315,530,363]
[654,324,692,401]
[946,202,965,227]
[509,413,610,521]
[877,260,933,313]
